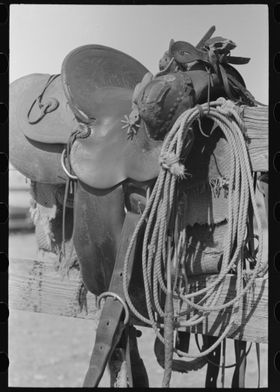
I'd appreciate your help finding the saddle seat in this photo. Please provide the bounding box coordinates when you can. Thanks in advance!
[70,113,163,189]
[69,67,224,189]
[9,45,151,186]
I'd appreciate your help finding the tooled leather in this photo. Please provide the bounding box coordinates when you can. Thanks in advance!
[135,72,195,140]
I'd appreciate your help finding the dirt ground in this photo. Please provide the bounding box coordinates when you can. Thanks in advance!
[9,231,268,388]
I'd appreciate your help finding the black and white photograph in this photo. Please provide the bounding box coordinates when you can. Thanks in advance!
[9,4,268,388]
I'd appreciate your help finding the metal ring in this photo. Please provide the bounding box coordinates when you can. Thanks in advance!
[97,291,130,325]
[61,149,78,180]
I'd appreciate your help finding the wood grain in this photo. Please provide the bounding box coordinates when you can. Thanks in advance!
[9,257,267,344]
[243,105,268,172]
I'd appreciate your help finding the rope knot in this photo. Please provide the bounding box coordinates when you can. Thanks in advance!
[196,104,205,119]
[159,152,186,179]
[216,97,237,116]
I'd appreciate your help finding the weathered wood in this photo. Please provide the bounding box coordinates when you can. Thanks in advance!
[9,255,101,323]
[9,257,267,344]
[243,105,268,172]
[178,274,268,344]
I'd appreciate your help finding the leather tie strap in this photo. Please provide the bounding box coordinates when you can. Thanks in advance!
[205,336,221,388]
[219,64,234,100]
[83,211,141,387]
[232,340,247,388]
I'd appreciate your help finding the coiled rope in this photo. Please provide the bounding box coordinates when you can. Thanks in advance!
[122,97,267,387]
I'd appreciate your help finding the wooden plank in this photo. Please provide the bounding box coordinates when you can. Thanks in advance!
[243,105,268,172]
[180,274,268,344]
[9,256,101,323]
[9,257,267,343]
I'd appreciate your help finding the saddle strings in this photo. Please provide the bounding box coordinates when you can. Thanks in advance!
[122,98,267,385]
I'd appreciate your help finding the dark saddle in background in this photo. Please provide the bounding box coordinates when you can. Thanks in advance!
[10,73,72,183]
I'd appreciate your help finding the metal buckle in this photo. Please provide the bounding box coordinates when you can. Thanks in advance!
[97,291,130,325]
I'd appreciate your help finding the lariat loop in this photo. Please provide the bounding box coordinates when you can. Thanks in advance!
[121,98,267,387]
[122,96,266,349]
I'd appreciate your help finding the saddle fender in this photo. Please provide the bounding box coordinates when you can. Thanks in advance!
[73,181,125,296]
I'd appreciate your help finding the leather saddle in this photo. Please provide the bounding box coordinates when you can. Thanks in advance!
[9,39,266,388]
[9,45,164,188]
[9,43,237,190]
[62,45,166,188]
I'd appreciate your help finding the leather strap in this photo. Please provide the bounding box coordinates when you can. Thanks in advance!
[129,327,149,387]
[219,64,234,100]
[196,26,216,49]
[83,211,141,387]
[108,326,133,387]
[124,327,133,387]
[204,336,221,388]
[175,331,190,354]
[232,340,247,388]
[224,56,250,65]
[258,175,268,222]
[256,343,261,388]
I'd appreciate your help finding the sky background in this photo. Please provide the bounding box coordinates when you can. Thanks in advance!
[10,4,268,104]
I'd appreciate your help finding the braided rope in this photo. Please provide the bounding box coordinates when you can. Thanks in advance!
[122,98,267,380]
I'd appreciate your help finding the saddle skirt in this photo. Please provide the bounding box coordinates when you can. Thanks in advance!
[178,129,232,275]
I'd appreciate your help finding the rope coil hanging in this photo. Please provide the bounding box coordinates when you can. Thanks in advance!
[122,97,267,386]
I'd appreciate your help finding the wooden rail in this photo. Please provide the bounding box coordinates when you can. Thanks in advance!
[9,256,267,344]
[243,105,268,172]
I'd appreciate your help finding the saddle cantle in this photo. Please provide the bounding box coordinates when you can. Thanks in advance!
[61,45,148,123]
[65,45,164,189]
